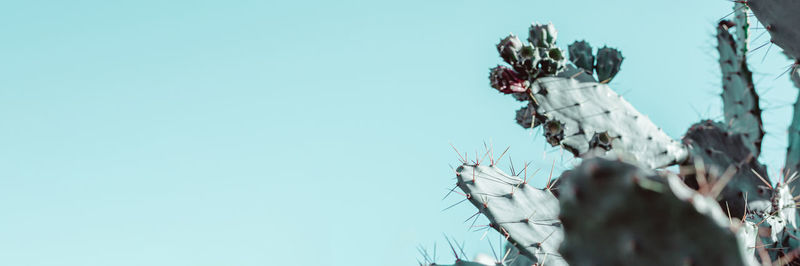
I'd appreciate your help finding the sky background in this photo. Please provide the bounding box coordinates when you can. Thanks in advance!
[0,0,797,265]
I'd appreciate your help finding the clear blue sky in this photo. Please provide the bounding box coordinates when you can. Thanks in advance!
[0,0,796,265]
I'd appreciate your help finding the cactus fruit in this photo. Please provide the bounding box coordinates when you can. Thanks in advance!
[594,47,624,83]
[489,66,529,95]
[514,104,535,129]
[746,0,800,60]
[497,34,524,67]
[528,23,557,48]
[717,18,764,156]
[568,41,594,75]
[454,163,567,266]
[558,158,749,266]
[499,25,569,80]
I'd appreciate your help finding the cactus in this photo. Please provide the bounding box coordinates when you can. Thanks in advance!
[746,0,800,60]
[558,158,749,266]
[528,23,557,48]
[502,243,535,266]
[785,66,800,195]
[717,16,764,156]
[680,120,771,218]
[454,161,567,266]
[735,220,760,266]
[732,2,751,55]
[430,2,800,265]
[594,47,624,83]
[526,77,689,168]
[489,66,529,95]
[568,41,594,75]
[488,24,687,169]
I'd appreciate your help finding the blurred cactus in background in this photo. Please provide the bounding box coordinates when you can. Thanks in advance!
[423,1,800,265]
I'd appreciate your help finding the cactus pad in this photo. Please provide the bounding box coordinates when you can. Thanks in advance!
[717,19,764,156]
[747,0,800,60]
[558,158,748,266]
[455,163,567,266]
[681,120,772,218]
[528,77,689,168]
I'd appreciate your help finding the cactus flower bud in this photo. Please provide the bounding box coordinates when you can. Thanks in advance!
[496,34,523,65]
[528,23,558,48]
[489,66,529,94]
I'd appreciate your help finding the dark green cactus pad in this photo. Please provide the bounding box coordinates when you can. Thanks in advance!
[747,0,800,60]
[558,158,747,266]
[717,19,764,157]
[681,120,772,218]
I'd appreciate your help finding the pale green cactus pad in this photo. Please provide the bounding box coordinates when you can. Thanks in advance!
[455,163,567,266]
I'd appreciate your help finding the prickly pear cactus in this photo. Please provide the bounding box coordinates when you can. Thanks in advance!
[746,0,800,60]
[454,162,567,266]
[558,158,748,266]
[488,23,688,169]
[432,2,800,265]
[527,77,688,168]
[503,243,535,266]
[717,17,764,156]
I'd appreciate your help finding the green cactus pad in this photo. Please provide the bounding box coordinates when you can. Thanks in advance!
[558,158,748,266]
